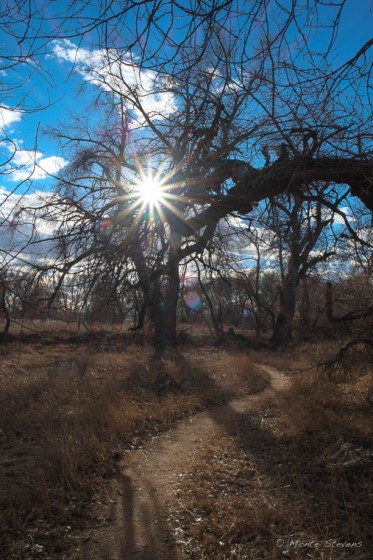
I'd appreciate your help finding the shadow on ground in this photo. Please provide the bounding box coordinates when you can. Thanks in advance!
[77,350,272,559]
[77,350,372,559]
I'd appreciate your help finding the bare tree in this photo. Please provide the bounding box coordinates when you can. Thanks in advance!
[8,1,373,350]
[261,189,343,347]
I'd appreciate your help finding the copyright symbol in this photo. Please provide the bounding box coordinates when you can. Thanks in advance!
[276,539,285,547]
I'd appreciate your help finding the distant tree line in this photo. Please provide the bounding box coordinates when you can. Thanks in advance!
[0,1,372,350]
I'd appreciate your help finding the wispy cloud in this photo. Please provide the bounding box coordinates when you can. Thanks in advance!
[0,186,59,268]
[50,39,177,123]
[0,106,22,130]
[5,146,68,182]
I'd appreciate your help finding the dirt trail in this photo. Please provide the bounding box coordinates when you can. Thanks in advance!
[77,364,286,560]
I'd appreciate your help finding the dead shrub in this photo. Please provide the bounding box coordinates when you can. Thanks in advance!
[2,344,262,558]
[276,373,342,434]
[318,337,373,384]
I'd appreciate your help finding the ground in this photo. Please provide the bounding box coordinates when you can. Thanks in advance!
[0,326,372,559]
[71,364,283,560]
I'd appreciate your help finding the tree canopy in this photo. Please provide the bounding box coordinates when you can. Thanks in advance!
[1,0,372,348]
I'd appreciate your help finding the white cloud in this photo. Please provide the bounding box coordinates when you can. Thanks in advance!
[29,155,68,180]
[6,146,68,182]
[51,40,177,124]
[0,106,22,130]
[50,40,93,66]
[0,187,59,268]
[0,187,55,225]
[320,205,357,225]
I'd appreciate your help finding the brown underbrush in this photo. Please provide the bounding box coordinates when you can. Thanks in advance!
[2,333,371,560]
[0,341,260,559]
[170,363,373,559]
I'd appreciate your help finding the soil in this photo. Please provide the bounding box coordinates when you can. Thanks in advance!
[71,365,286,560]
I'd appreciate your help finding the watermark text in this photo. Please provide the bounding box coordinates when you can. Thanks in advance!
[276,538,362,549]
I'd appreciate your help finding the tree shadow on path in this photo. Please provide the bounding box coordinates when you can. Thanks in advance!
[78,353,283,560]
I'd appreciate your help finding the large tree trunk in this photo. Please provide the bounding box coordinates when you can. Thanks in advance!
[270,280,297,348]
[149,251,183,394]
[151,299,178,351]
[151,251,181,352]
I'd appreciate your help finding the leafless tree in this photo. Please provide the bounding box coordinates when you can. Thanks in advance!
[7,1,373,349]
[262,189,345,347]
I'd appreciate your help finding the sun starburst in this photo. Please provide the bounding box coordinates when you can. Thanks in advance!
[126,166,189,227]
[137,177,164,205]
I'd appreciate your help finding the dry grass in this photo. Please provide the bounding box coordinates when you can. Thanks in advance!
[254,341,325,372]
[2,332,371,559]
[169,364,373,559]
[0,340,264,559]
[185,350,270,396]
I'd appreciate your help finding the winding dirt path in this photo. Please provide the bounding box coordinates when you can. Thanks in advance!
[77,364,286,560]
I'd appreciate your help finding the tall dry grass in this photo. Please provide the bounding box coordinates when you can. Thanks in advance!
[0,343,265,558]
[169,346,373,559]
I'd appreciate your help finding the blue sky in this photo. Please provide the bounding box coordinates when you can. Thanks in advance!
[0,1,371,276]
[310,0,372,57]
[0,0,372,196]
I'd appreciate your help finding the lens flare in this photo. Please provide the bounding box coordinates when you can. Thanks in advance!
[184,290,202,311]
[139,179,163,205]
[98,218,112,235]
[133,169,166,209]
